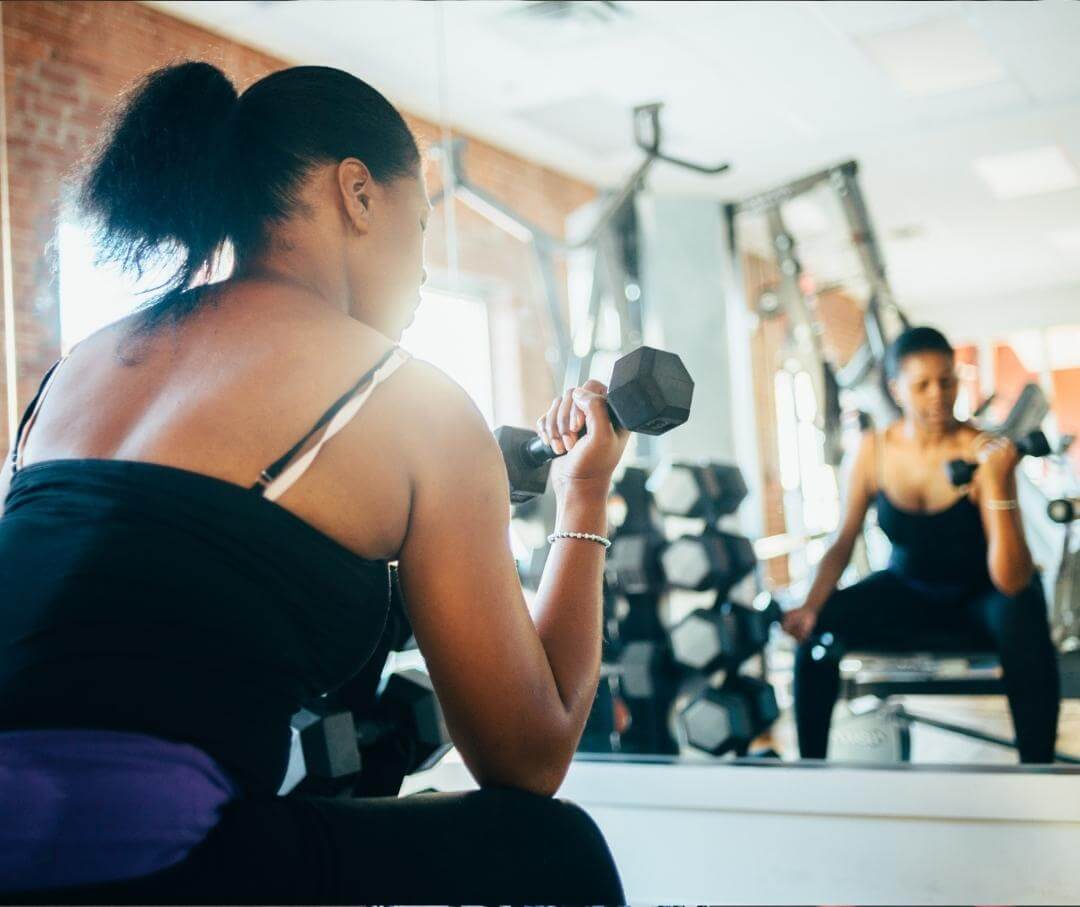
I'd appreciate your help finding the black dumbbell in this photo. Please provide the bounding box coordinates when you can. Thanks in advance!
[289,667,452,798]
[609,466,657,534]
[602,639,673,700]
[946,430,1051,486]
[604,530,667,596]
[289,699,362,793]
[648,462,748,520]
[661,529,756,594]
[670,596,782,675]
[679,675,779,756]
[495,347,694,504]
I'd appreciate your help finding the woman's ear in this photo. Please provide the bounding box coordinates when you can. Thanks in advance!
[887,378,900,403]
[338,158,373,236]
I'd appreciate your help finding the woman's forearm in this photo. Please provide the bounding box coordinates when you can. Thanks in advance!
[803,539,854,613]
[983,476,1034,596]
[531,483,609,726]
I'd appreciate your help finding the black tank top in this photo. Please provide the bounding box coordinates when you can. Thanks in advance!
[0,346,411,794]
[872,430,991,591]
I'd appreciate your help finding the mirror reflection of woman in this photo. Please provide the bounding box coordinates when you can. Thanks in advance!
[782,326,1060,763]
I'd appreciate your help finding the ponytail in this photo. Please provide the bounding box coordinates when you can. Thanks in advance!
[75,61,419,330]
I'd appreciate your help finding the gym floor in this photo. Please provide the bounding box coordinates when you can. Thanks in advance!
[763,693,1080,764]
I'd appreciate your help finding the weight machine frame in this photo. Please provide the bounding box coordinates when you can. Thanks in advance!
[431,103,729,395]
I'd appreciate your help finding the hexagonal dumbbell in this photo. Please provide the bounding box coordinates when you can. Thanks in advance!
[648,462,748,520]
[671,597,784,676]
[660,530,756,594]
[611,640,672,700]
[495,347,694,505]
[678,686,753,756]
[670,603,741,674]
[679,675,779,756]
[604,530,667,597]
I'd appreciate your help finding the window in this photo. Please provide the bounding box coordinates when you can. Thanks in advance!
[58,223,496,426]
[401,289,494,426]
[57,221,166,353]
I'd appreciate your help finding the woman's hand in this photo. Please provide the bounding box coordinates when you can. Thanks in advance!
[782,604,820,643]
[535,379,630,497]
[973,433,1020,489]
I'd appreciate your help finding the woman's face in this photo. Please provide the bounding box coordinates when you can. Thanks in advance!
[346,169,430,341]
[891,350,958,427]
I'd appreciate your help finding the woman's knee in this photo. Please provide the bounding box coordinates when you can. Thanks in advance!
[980,581,1052,644]
[461,788,624,901]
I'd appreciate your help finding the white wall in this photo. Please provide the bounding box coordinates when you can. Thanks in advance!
[404,755,1080,905]
[908,282,1080,344]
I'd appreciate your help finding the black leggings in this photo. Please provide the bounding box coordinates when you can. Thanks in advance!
[5,788,625,906]
[794,570,1060,763]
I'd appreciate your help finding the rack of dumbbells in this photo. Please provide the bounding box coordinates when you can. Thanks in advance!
[517,460,784,760]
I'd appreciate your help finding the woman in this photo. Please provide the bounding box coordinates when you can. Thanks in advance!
[782,326,1060,763]
[0,63,625,903]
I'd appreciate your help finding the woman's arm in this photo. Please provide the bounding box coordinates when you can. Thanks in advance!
[783,431,875,641]
[394,365,626,797]
[973,435,1034,597]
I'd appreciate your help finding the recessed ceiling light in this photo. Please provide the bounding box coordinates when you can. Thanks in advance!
[1048,228,1080,253]
[973,146,1079,200]
[857,16,1005,97]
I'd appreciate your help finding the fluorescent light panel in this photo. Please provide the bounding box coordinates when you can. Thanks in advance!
[858,16,1005,97]
[973,146,1079,200]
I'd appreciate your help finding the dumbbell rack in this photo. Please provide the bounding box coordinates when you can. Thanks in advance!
[518,461,784,759]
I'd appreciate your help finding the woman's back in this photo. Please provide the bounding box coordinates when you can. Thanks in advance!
[6,279,417,561]
[0,281,432,793]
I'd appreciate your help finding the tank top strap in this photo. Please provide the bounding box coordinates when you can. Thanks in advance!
[11,357,68,475]
[252,346,411,502]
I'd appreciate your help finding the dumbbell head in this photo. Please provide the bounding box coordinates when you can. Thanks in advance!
[670,604,740,674]
[604,530,667,597]
[732,597,782,659]
[496,426,552,504]
[607,347,695,434]
[379,669,450,761]
[609,466,656,534]
[616,640,671,700]
[649,462,748,519]
[679,687,754,756]
[661,531,756,594]
[725,674,780,736]
[291,700,361,780]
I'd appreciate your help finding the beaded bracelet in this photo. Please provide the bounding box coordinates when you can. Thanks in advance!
[547,530,612,550]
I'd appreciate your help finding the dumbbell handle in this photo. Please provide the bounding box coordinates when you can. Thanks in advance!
[945,430,1051,486]
[519,402,622,467]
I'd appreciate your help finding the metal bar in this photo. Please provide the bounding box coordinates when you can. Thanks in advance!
[532,243,572,389]
[734,162,849,215]
[765,205,829,430]
[565,244,607,388]
[895,707,1080,765]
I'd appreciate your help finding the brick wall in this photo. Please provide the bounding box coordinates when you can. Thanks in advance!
[0,0,595,450]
